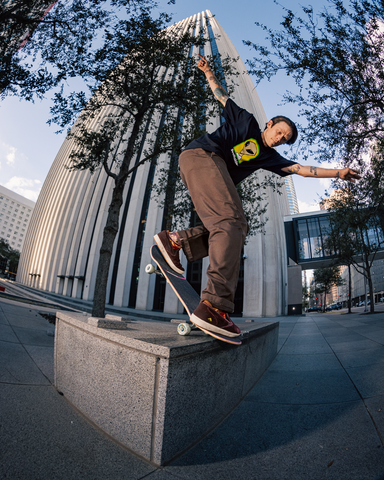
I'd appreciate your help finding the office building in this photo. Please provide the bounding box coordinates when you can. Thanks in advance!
[0,184,35,251]
[17,11,294,317]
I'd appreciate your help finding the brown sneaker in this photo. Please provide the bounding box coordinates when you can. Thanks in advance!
[191,301,241,337]
[154,230,185,274]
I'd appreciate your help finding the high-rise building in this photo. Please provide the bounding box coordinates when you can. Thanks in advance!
[17,11,293,317]
[284,176,299,214]
[0,184,35,251]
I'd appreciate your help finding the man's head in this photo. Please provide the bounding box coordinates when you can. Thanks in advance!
[262,116,298,148]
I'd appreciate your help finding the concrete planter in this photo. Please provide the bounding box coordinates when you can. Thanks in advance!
[55,312,278,466]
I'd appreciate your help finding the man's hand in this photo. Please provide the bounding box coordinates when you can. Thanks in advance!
[197,54,211,73]
[337,168,361,182]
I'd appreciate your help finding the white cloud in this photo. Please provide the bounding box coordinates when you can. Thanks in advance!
[0,141,21,166]
[319,177,333,190]
[6,146,16,165]
[298,199,321,213]
[5,177,41,202]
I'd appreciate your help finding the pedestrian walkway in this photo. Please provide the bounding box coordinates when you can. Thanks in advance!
[1,289,384,479]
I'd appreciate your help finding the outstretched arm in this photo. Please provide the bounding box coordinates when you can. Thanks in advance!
[281,164,361,183]
[197,54,229,106]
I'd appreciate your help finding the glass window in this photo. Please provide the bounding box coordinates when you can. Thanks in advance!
[296,219,311,260]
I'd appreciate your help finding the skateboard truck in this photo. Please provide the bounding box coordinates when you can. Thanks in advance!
[145,264,164,277]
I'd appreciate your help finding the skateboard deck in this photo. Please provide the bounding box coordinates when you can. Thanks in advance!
[148,245,241,345]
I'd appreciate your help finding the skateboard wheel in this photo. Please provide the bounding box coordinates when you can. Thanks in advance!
[145,264,156,274]
[177,323,191,336]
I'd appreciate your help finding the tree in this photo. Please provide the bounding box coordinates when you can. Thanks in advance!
[0,238,20,275]
[314,265,345,312]
[48,7,243,318]
[302,284,310,310]
[0,0,153,99]
[245,0,384,166]
[322,150,384,313]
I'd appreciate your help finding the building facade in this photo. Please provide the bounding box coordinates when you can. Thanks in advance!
[284,176,299,215]
[0,184,35,252]
[338,259,384,305]
[17,11,296,317]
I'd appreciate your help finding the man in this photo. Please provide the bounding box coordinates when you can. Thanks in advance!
[154,54,360,338]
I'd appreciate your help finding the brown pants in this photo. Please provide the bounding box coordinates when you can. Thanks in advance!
[178,148,248,313]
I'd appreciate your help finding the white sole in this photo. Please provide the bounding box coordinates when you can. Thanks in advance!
[190,314,240,338]
[154,234,185,275]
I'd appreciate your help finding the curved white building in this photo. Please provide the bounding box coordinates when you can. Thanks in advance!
[17,11,294,316]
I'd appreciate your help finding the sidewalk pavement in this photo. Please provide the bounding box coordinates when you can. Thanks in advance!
[1,288,384,479]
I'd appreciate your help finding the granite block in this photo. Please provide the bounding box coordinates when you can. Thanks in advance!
[105,314,132,322]
[55,312,279,466]
[242,322,279,396]
[55,319,158,459]
[87,317,128,329]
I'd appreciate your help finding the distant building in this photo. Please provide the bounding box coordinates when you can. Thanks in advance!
[284,176,299,214]
[338,260,384,305]
[0,185,35,251]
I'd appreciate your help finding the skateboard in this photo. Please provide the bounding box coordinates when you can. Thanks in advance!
[146,245,242,345]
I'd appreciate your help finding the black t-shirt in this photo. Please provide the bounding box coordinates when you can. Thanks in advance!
[183,98,296,185]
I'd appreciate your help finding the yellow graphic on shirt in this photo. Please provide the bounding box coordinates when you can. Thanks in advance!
[233,138,260,165]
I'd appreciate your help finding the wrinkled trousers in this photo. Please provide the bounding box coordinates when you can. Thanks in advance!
[178,148,249,313]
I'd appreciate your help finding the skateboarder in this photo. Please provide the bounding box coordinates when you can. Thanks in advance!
[155,54,360,338]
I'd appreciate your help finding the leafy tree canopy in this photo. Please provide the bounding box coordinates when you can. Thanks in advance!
[245,0,384,165]
[0,0,156,100]
[321,147,384,312]
[0,238,20,272]
[314,265,344,296]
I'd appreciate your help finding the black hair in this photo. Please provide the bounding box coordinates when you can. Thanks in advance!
[266,116,298,145]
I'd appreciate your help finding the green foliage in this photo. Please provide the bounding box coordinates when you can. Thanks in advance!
[40,5,240,317]
[0,238,20,273]
[325,151,384,268]
[322,148,384,312]
[314,265,344,296]
[245,0,384,166]
[0,0,155,100]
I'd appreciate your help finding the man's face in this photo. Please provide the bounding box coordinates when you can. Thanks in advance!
[262,121,293,148]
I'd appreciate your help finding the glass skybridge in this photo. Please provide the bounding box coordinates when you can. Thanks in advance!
[284,210,384,270]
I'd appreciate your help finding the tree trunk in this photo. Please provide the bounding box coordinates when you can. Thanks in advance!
[91,113,145,318]
[91,181,124,317]
[348,264,352,314]
[368,272,375,314]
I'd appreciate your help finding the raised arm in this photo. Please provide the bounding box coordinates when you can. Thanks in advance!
[197,54,229,106]
[281,164,361,183]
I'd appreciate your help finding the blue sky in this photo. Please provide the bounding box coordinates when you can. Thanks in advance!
[0,0,334,209]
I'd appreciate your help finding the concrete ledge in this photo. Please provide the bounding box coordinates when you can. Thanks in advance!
[54,312,279,466]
